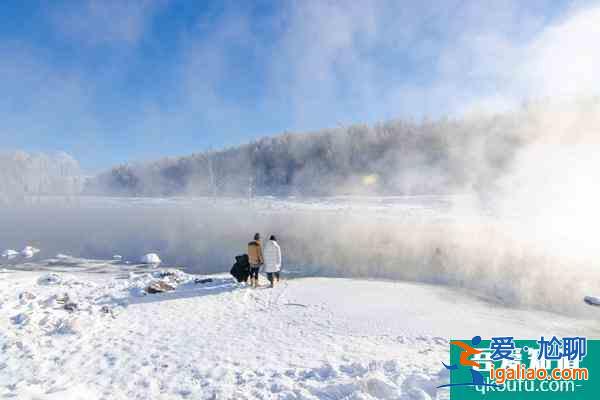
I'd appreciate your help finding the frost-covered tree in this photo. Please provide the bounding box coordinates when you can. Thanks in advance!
[0,151,83,203]
[86,99,600,197]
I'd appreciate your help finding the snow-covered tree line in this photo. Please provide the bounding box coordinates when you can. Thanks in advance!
[86,99,600,197]
[86,117,521,197]
[0,151,83,203]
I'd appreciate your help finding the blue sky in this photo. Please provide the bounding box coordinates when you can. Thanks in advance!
[0,0,594,170]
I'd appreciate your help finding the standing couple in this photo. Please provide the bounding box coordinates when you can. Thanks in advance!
[247,233,282,288]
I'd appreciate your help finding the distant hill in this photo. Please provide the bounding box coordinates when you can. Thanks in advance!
[86,99,600,197]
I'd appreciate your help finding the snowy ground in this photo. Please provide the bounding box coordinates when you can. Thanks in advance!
[2,257,599,400]
[2,195,599,399]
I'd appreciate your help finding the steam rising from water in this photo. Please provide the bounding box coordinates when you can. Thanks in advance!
[3,101,600,316]
[2,4,600,317]
[1,195,599,315]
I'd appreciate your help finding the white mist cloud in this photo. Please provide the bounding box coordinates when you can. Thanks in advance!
[523,5,600,99]
[475,4,600,266]
[260,0,600,123]
[456,2,600,114]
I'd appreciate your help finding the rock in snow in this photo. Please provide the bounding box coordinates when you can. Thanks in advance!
[584,295,600,306]
[140,253,161,264]
[145,280,175,294]
[64,302,79,312]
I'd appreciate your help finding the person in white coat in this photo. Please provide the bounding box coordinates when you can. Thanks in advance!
[263,235,282,288]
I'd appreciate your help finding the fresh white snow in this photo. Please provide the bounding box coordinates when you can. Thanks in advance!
[140,253,162,265]
[1,195,599,398]
[1,257,598,399]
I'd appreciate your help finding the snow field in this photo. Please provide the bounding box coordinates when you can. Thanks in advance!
[2,257,598,399]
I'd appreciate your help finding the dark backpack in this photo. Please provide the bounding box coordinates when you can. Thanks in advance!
[230,254,250,282]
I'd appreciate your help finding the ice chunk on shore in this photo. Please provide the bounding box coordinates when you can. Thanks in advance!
[141,253,161,264]
[21,246,40,258]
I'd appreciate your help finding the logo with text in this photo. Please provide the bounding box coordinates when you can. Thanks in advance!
[438,336,599,398]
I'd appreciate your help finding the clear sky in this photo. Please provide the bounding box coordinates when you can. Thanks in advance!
[0,0,595,170]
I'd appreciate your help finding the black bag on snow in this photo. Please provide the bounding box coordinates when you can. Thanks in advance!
[230,254,250,283]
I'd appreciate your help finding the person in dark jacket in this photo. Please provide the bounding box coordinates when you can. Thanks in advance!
[247,233,263,288]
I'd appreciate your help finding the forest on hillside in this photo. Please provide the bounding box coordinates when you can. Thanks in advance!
[87,112,528,197]
[6,99,597,199]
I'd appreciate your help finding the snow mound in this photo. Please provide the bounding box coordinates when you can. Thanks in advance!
[38,273,63,285]
[140,253,161,264]
[21,246,40,258]
[122,268,196,297]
